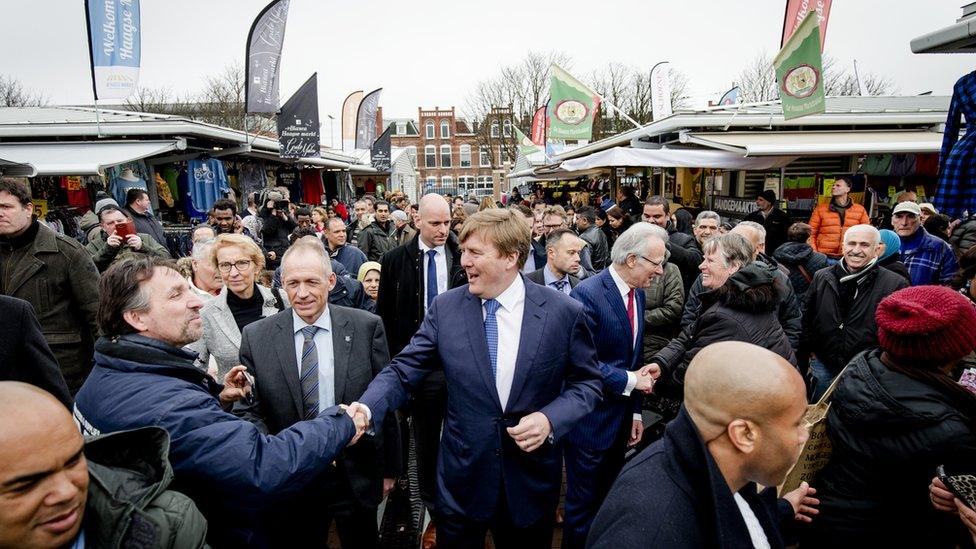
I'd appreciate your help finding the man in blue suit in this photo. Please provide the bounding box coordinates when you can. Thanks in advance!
[353,208,603,549]
[563,222,669,549]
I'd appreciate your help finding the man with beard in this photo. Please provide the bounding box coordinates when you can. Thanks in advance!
[358,200,397,262]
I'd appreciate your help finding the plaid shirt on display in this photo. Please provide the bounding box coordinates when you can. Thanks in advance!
[936,71,976,218]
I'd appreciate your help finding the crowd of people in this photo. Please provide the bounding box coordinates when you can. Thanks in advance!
[1,174,976,549]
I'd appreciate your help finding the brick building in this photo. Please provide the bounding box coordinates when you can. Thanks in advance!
[386,106,515,199]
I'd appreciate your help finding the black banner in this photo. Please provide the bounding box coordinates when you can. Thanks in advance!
[355,88,382,149]
[245,0,290,113]
[371,126,392,172]
[277,73,320,159]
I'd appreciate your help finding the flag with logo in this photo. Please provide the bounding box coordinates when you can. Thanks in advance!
[774,11,825,121]
[650,62,673,121]
[85,0,141,100]
[245,0,290,113]
[531,105,547,146]
[547,65,601,140]
[781,0,832,51]
[514,126,542,157]
[355,88,382,150]
[276,73,320,159]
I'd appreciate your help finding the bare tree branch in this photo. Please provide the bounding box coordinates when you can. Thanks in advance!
[0,75,47,107]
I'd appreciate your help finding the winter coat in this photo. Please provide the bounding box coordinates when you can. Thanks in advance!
[124,206,168,250]
[643,262,684,359]
[808,199,871,257]
[85,229,171,272]
[801,262,909,374]
[358,219,397,262]
[579,225,609,271]
[653,263,797,400]
[745,206,791,255]
[0,295,72,408]
[395,224,417,247]
[900,227,960,286]
[258,208,296,262]
[802,349,976,548]
[772,241,830,299]
[0,221,100,393]
[666,222,704,293]
[878,253,912,285]
[73,334,356,547]
[951,215,976,255]
[83,427,208,548]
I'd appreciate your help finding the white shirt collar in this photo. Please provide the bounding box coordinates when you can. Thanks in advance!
[483,273,525,312]
[608,264,633,298]
[418,238,445,256]
[292,305,332,334]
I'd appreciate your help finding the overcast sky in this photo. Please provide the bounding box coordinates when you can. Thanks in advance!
[4,0,975,143]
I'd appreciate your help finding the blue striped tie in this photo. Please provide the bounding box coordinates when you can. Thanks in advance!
[426,249,438,309]
[484,299,501,380]
[300,326,319,420]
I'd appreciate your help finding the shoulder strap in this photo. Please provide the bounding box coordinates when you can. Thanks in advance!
[797,264,813,283]
[271,287,285,311]
[817,364,849,405]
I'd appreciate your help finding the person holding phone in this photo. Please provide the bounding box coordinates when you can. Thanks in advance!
[84,205,171,272]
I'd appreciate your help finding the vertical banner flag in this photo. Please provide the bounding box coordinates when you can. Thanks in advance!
[781,0,832,51]
[718,86,742,106]
[650,62,673,121]
[774,11,825,120]
[530,105,548,146]
[85,0,141,100]
[371,126,392,172]
[547,65,601,140]
[276,73,320,159]
[515,126,542,157]
[355,88,382,150]
[341,90,364,151]
[245,0,290,113]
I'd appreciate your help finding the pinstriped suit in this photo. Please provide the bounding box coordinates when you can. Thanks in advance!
[564,267,645,549]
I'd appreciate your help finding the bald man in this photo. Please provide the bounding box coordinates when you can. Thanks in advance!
[587,342,818,549]
[375,193,468,538]
[0,382,207,548]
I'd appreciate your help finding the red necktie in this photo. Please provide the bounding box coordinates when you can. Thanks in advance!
[626,288,635,339]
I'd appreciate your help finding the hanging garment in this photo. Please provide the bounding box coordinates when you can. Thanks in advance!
[186,159,230,215]
[276,167,302,202]
[155,173,175,208]
[110,175,148,205]
[301,169,324,205]
[889,154,917,177]
[936,71,976,217]
[177,169,206,221]
[239,162,268,199]
[61,176,92,211]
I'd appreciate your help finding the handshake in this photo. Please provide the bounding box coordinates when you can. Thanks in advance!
[340,402,371,446]
[634,363,661,395]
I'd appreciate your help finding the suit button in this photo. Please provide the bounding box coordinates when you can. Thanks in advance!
[495,448,502,457]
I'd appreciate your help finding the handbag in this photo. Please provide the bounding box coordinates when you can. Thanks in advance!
[778,365,848,495]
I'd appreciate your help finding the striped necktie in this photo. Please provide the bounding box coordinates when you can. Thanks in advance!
[484,299,501,380]
[300,326,319,419]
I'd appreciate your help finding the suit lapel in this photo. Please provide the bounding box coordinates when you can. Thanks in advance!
[601,269,630,328]
[507,282,546,407]
[330,308,352,403]
[463,292,502,412]
[273,314,304,417]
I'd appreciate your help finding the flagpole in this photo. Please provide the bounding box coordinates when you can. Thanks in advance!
[94,99,102,139]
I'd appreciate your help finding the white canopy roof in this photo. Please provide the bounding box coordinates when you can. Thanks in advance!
[0,139,186,176]
[558,146,798,172]
[679,131,943,156]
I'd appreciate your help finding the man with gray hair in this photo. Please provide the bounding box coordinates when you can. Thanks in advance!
[564,222,668,548]
[238,235,400,547]
[801,224,908,399]
[692,210,721,248]
[187,238,223,300]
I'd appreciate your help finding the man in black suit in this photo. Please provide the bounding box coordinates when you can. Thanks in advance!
[238,236,400,548]
[0,295,71,408]
[376,193,466,544]
[527,228,582,294]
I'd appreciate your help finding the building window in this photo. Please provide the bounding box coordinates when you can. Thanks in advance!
[425,176,437,188]
[441,176,454,187]
[440,145,452,168]
[459,144,472,167]
[440,120,450,139]
[479,146,491,167]
[503,119,512,137]
[396,122,407,135]
[406,146,417,167]
[425,145,436,168]
[490,121,500,138]
[499,145,509,165]
[425,121,435,139]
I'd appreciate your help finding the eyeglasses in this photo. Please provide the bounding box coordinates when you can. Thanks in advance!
[217,260,253,274]
[637,253,669,268]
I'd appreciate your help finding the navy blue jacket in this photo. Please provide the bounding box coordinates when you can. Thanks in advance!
[73,334,356,548]
[588,408,792,548]
[567,268,644,450]
[359,277,603,527]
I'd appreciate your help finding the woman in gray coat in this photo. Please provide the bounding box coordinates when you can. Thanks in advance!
[191,234,287,377]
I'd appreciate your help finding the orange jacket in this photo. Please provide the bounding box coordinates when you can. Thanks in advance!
[808,200,870,256]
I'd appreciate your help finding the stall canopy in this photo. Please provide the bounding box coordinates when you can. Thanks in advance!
[557,146,798,172]
[0,139,186,176]
[680,131,944,156]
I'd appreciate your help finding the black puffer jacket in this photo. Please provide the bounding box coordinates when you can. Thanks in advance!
[803,349,976,548]
[801,262,908,374]
[652,262,796,400]
[772,241,829,299]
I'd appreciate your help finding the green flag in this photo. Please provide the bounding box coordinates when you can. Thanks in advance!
[514,126,542,157]
[773,10,825,120]
[547,64,601,140]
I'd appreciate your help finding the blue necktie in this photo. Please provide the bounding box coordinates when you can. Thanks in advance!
[426,249,438,309]
[484,299,501,380]
[551,279,568,293]
[299,326,319,420]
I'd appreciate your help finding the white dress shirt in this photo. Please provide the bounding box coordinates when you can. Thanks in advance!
[419,238,448,311]
[734,493,772,549]
[608,266,643,418]
[292,307,335,411]
[483,274,525,411]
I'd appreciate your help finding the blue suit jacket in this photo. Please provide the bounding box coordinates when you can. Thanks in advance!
[359,277,602,527]
[566,268,645,450]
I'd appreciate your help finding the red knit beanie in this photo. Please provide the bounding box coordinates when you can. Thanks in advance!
[876,286,976,364]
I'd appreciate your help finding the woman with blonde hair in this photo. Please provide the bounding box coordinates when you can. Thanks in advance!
[478,196,497,211]
[311,206,328,234]
[190,233,286,377]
